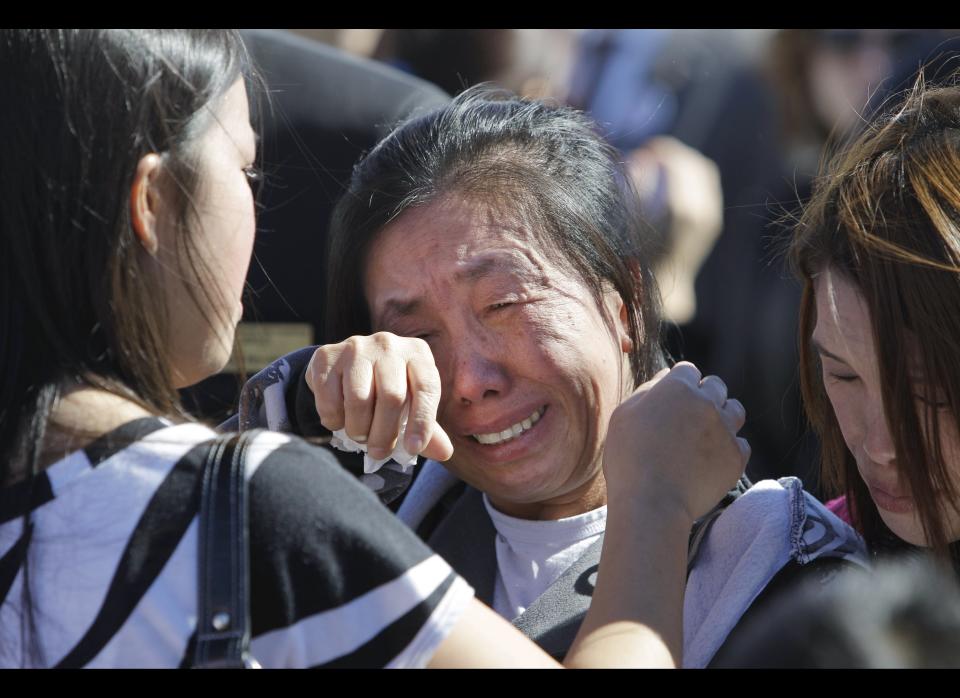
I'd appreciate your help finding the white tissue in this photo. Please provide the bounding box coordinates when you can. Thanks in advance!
[329,407,419,474]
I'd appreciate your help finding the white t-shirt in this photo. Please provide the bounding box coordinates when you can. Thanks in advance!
[482,494,607,621]
[0,418,472,668]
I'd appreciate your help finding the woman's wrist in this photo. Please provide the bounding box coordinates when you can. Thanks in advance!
[605,479,698,533]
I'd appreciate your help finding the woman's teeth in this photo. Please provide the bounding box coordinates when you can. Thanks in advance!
[473,406,545,445]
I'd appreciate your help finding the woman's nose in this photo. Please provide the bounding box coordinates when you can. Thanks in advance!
[862,407,897,466]
[447,341,510,406]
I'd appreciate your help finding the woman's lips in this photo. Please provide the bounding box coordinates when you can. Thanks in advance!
[459,405,550,463]
[867,482,914,514]
[470,405,546,445]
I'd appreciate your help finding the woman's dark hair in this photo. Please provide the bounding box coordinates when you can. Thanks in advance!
[790,77,960,559]
[324,86,666,387]
[0,29,254,664]
[714,559,960,668]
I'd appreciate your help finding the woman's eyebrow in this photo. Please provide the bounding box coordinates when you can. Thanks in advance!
[377,297,421,328]
[454,254,544,284]
[812,339,849,364]
[455,256,514,283]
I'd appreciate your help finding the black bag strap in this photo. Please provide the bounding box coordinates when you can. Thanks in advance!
[193,430,261,669]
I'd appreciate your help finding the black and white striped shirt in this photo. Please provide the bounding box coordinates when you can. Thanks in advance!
[0,418,472,668]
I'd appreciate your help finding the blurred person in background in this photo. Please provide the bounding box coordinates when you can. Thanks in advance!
[568,29,795,488]
[370,29,578,101]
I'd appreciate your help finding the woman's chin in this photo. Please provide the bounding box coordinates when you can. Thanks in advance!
[171,339,235,389]
[879,510,930,547]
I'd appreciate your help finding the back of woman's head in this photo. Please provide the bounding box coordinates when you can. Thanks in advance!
[715,559,960,668]
[325,85,665,386]
[0,29,251,478]
[791,76,960,556]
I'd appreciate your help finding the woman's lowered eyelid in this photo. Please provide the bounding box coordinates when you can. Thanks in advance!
[818,354,859,383]
[827,372,860,383]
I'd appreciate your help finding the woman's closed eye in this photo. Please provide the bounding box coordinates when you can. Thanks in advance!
[390,325,435,343]
[827,372,860,383]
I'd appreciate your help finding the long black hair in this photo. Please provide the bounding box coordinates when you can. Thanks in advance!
[0,28,255,665]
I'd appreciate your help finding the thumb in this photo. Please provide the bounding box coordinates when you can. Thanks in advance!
[420,423,454,462]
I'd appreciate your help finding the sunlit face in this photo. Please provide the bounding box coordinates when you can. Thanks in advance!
[812,268,960,545]
[363,194,634,519]
[160,78,258,387]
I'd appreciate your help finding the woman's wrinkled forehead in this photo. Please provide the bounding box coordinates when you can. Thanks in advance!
[365,194,548,280]
[362,194,592,323]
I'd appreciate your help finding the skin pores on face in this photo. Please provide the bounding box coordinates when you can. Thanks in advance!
[158,78,258,388]
[363,194,634,520]
[812,268,960,545]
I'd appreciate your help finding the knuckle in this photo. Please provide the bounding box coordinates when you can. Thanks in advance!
[667,376,694,399]
[342,391,370,409]
[728,399,746,420]
[691,387,714,411]
[317,406,344,429]
[379,389,406,410]
[410,397,439,422]
[309,347,335,373]
[339,344,359,364]
[371,331,398,350]
[417,371,442,396]
[368,431,398,450]
[306,365,331,390]
[313,389,338,410]
[407,413,431,432]
[314,403,336,420]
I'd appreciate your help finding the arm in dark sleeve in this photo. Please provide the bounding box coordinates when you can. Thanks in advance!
[246,435,471,667]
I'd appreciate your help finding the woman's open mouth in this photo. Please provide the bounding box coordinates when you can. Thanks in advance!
[471,406,546,445]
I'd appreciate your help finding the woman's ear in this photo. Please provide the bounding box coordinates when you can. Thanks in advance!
[603,287,634,354]
[617,296,634,354]
[129,153,164,255]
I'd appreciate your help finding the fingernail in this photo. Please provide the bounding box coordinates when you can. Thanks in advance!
[352,434,367,443]
[406,435,424,454]
[369,446,389,459]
